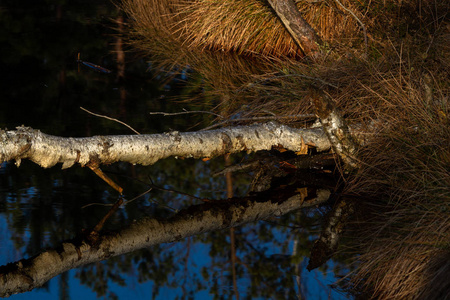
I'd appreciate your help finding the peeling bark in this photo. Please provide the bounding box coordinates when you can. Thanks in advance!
[0,186,331,297]
[267,0,322,56]
[0,123,331,169]
[309,89,359,169]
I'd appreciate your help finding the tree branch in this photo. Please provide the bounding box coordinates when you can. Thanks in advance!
[0,122,331,169]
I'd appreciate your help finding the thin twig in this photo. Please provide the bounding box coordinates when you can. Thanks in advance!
[147,175,208,203]
[80,107,140,135]
[87,163,124,194]
[149,108,224,118]
[201,114,316,131]
[91,196,124,233]
[81,188,153,209]
[333,0,368,58]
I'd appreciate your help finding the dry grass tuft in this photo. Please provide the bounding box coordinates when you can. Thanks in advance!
[340,43,450,298]
[120,0,370,119]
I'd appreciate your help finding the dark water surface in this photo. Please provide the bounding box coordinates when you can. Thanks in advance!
[0,1,350,299]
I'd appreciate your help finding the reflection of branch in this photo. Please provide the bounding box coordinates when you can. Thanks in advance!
[307,197,354,271]
[85,162,124,241]
[213,153,338,177]
[147,176,208,204]
[0,187,330,296]
[225,155,240,300]
[81,188,153,209]
[213,160,263,177]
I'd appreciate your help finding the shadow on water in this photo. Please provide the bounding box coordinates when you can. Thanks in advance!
[0,1,351,299]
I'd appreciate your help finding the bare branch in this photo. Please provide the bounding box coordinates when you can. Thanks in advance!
[0,123,331,169]
[309,89,359,169]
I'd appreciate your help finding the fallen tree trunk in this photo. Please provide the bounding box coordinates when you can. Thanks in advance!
[0,186,331,297]
[0,122,331,169]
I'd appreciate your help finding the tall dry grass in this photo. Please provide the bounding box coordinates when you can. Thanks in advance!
[120,0,369,119]
[341,65,450,299]
[120,0,450,298]
[121,0,449,120]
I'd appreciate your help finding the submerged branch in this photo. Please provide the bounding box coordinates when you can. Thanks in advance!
[0,186,331,297]
[0,122,331,169]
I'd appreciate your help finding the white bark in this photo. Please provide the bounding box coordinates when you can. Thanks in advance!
[310,89,359,169]
[0,188,331,297]
[0,122,331,169]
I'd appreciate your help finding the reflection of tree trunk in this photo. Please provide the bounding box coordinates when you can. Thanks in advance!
[115,12,127,119]
[0,123,331,169]
[115,13,126,82]
[267,0,322,56]
[225,154,240,300]
[307,197,354,271]
[0,185,330,296]
[58,271,69,300]
[292,239,305,300]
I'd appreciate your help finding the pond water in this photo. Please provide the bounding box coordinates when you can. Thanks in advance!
[0,1,350,299]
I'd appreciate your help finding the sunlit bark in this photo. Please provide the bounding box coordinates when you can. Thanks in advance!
[0,187,331,297]
[309,89,359,169]
[267,0,322,56]
[0,122,331,169]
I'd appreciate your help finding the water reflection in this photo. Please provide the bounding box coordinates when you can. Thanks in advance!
[0,156,349,299]
[0,1,350,299]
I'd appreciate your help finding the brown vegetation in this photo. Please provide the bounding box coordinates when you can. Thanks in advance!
[121,0,450,298]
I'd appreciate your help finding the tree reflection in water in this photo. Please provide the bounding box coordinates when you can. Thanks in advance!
[0,156,349,299]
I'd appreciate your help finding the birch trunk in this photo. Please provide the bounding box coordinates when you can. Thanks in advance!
[0,187,331,297]
[309,89,360,169]
[0,122,331,169]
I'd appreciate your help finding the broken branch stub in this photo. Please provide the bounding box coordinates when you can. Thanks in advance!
[310,89,359,169]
